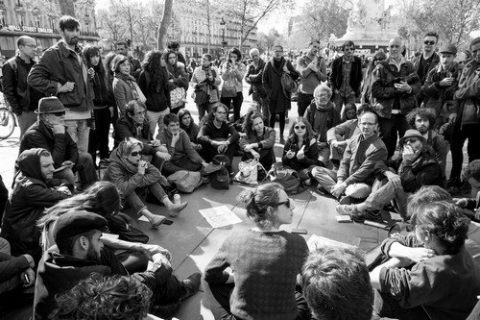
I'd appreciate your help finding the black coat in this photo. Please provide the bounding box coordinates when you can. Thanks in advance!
[262,57,299,113]
[330,55,363,96]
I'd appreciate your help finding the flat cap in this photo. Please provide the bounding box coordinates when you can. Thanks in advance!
[439,43,457,55]
[53,210,107,243]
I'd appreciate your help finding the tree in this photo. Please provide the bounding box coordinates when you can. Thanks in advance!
[59,0,75,16]
[157,0,174,50]
[301,0,349,42]
[257,28,284,53]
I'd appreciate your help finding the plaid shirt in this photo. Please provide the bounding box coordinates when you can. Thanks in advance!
[340,57,355,97]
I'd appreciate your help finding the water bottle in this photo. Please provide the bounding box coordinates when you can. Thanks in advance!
[173,193,181,205]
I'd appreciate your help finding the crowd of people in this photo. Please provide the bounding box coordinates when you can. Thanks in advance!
[0,12,480,320]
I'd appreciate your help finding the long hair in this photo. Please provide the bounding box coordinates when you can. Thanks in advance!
[287,117,315,143]
[243,110,264,138]
[82,46,105,76]
[141,50,166,92]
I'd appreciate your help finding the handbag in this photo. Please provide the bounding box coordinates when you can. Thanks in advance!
[170,87,186,109]
[281,71,298,99]
[234,159,267,186]
[108,213,149,244]
[167,170,203,193]
[267,163,304,194]
[222,76,237,98]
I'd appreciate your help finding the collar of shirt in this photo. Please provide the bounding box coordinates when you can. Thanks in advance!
[387,55,406,71]
[342,55,353,63]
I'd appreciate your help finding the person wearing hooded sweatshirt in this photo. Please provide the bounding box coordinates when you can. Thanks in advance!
[0,148,69,261]
[103,138,187,226]
[304,84,341,166]
[157,113,208,176]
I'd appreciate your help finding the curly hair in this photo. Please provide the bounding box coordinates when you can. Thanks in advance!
[52,273,152,320]
[465,159,480,182]
[302,246,373,320]
[141,50,167,92]
[242,110,264,138]
[406,108,436,129]
[287,117,315,143]
[240,183,284,230]
[412,201,469,254]
[104,52,117,73]
[163,49,178,66]
[206,103,229,123]
[407,185,452,219]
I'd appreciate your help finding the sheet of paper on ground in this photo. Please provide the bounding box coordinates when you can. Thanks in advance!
[199,205,242,228]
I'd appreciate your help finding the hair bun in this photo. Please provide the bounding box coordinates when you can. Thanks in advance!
[238,190,254,204]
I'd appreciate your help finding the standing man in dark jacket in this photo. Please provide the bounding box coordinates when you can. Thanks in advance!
[330,40,363,114]
[28,16,94,154]
[20,97,97,189]
[336,129,443,221]
[245,48,268,120]
[1,36,43,137]
[372,37,421,157]
[414,31,440,86]
[0,148,69,261]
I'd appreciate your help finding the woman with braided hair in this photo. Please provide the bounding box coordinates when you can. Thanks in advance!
[204,183,311,320]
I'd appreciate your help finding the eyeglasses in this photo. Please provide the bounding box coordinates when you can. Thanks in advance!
[276,199,291,208]
[344,48,353,52]
[404,138,419,144]
[294,125,306,129]
[25,44,37,48]
[359,122,376,126]
[51,111,66,117]
[315,94,330,98]
[424,41,436,45]
[130,151,142,157]
[389,45,400,49]
[375,58,385,62]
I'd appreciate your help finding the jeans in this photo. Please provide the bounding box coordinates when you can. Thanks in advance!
[200,142,236,172]
[53,152,98,189]
[363,178,408,219]
[311,166,337,192]
[208,282,311,320]
[88,107,111,165]
[372,289,430,320]
[297,92,313,117]
[450,123,480,180]
[270,111,286,138]
[126,182,167,214]
[163,157,202,176]
[252,94,270,123]
[115,249,149,274]
[379,114,409,158]
[332,93,356,115]
[147,109,170,139]
[65,119,90,154]
[17,111,37,139]
[221,92,244,122]
[196,102,214,123]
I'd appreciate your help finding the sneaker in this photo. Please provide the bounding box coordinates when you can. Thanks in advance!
[336,204,358,215]
[338,196,353,205]
[351,210,383,223]
[180,272,201,301]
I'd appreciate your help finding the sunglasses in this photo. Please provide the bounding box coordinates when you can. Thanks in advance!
[294,125,306,129]
[130,151,142,157]
[389,45,400,49]
[404,138,419,144]
[424,41,435,45]
[277,199,291,208]
[52,111,66,117]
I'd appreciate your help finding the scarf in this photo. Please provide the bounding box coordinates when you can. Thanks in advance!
[112,141,143,175]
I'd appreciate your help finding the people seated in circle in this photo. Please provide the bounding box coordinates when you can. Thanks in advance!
[157,113,209,176]
[197,103,239,174]
[282,117,319,185]
[370,201,480,320]
[114,100,170,170]
[104,138,187,225]
[239,111,276,171]
[178,109,202,151]
[205,183,311,320]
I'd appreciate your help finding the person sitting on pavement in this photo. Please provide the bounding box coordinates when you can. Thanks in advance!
[406,107,449,177]
[51,273,156,320]
[197,103,239,175]
[454,159,480,221]
[239,110,276,171]
[303,83,341,166]
[178,109,202,151]
[20,96,98,190]
[157,113,209,176]
[114,100,170,170]
[421,43,460,128]
[1,149,70,261]
[312,109,388,199]
[326,104,372,169]
[34,210,201,320]
[104,138,187,226]
[205,183,311,320]
[336,129,443,222]
[37,181,171,274]
[301,247,373,320]
[370,201,480,320]
[282,117,319,185]
[0,237,36,314]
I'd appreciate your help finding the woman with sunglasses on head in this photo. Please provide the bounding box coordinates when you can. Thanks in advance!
[205,183,311,320]
[282,117,319,185]
[104,138,187,228]
[370,201,480,320]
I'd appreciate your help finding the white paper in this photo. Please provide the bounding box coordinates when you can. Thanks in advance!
[138,215,150,222]
[199,205,242,228]
[307,234,357,252]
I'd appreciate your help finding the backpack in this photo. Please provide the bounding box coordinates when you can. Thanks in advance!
[267,163,304,195]
[211,154,230,190]
[167,170,203,193]
[280,61,298,99]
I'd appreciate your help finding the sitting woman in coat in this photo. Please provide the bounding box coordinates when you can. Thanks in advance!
[282,117,319,184]
[370,201,480,320]
[178,109,202,151]
[157,113,208,176]
[239,111,276,171]
[104,138,187,225]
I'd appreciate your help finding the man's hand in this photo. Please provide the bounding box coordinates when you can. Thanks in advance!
[171,133,180,147]
[218,142,228,153]
[286,150,295,159]
[283,64,290,74]
[56,185,72,196]
[61,160,74,168]
[244,143,256,152]
[331,181,347,198]
[151,140,161,147]
[57,81,75,93]
[251,150,260,160]
[439,77,454,87]
[87,67,95,79]
[140,244,172,261]
[449,112,457,124]
[394,81,411,93]
[402,145,417,162]
[21,268,35,288]
[52,124,65,134]
[138,160,147,175]
[23,254,35,269]
[149,253,171,271]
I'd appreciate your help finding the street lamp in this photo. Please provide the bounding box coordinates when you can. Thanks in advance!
[220,17,227,48]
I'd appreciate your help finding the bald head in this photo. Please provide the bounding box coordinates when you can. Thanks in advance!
[388,37,404,60]
[250,48,260,63]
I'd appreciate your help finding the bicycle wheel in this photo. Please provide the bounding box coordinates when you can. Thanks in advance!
[0,108,16,139]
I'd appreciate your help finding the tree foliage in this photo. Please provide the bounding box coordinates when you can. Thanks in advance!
[301,0,350,42]
[257,28,284,53]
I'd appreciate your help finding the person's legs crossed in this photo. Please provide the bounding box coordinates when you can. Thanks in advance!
[311,166,337,192]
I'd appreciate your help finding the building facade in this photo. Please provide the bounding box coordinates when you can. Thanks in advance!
[0,0,99,59]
